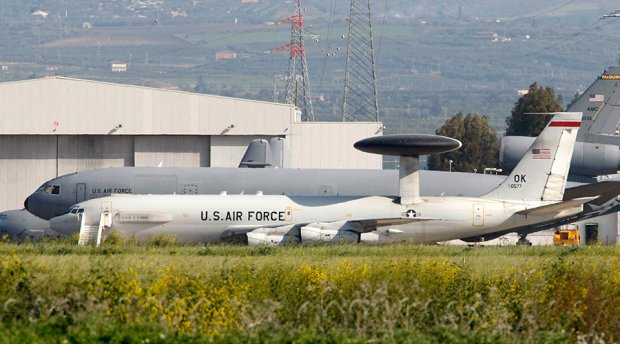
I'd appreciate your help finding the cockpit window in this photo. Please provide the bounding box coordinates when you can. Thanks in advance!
[0,214,6,224]
[69,207,84,215]
[43,185,61,195]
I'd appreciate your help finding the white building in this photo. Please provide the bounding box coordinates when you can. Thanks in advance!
[0,76,382,210]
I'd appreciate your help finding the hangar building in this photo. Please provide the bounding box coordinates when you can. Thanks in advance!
[0,76,382,210]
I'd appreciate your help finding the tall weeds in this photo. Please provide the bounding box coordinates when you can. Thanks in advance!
[0,243,619,342]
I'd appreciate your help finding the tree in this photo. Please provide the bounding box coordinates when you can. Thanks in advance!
[427,112,499,172]
[505,82,563,136]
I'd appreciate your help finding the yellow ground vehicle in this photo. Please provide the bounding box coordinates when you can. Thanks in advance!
[553,225,580,245]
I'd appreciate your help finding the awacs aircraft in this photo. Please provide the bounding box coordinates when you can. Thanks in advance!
[26,168,507,220]
[50,112,613,246]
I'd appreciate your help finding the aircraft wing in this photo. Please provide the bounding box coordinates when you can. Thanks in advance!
[250,216,437,234]
[563,180,620,206]
[246,216,439,245]
[516,197,597,217]
[352,216,437,230]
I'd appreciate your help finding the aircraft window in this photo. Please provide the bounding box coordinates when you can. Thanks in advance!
[0,215,6,223]
[44,185,61,195]
[77,208,84,214]
[67,206,78,214]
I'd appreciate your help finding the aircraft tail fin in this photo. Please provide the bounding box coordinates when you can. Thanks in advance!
[483,112,581,201]
[239,139,274,168]
[568,67,620,136]
[239,138,290,168]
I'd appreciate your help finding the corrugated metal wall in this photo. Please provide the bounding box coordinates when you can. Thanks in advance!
[0,134,212,210]
[0,77,384,211]
[0,77,293,136]
[58,136,134,175]
[289,122,383,169]
[210,135,276,168]
[134,136,210,167]
[0,136,56,211]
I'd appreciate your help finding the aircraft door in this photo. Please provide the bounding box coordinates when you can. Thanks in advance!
[101,201,112,214]
[473,204,484,226]
[101,201,112,227]
[585,223,598,245]
[76,183,86,203]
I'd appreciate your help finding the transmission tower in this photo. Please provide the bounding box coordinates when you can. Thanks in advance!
[284,0,315,121]
[342,0,379,122]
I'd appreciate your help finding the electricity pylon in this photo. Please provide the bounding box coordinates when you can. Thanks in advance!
[342,0,379,122]
[283,0,315,121]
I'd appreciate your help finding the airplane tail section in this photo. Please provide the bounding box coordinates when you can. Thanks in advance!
[239,138,290,168]
[483,112,582,201]
[570,66,620,136]
[239,139,274,168]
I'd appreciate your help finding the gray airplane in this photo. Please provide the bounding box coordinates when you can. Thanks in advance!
[11,66,620,242]
[50,113,618,245]
[0,209,58,240]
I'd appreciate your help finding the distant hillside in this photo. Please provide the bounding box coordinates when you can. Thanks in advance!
[0,0,620,134]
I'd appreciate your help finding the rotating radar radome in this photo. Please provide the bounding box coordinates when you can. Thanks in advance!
[354,134,462,205]
[354,134,462,157]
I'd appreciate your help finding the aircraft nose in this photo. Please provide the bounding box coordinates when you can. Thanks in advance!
[49,214,81,236]
[22,193,55,220]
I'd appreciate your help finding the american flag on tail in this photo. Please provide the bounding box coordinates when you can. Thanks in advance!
[589,94,604,102]
[532,148,551,159]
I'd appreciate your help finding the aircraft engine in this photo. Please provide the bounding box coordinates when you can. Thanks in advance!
[246,224,298,246]
[359,228,404,243]
[300,223,359,243]
[500,137,620,177]
[247,231,286,246]
[359,231,391,243]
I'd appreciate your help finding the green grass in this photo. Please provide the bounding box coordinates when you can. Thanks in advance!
[1,241,619,343]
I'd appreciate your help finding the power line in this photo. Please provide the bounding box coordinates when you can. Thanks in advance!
[317,0,338,91]
[376,0,389,61]
[516,18,609,60]
[511,0,577,20]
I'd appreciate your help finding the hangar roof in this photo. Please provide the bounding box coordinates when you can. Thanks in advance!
[0,76,294,135]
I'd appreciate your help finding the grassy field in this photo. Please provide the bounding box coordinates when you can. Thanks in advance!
[1,240,620,343]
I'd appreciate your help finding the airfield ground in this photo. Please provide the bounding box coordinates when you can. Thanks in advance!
[1,240,619,343]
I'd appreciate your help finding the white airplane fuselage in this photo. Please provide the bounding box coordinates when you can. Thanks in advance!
[50,194,582,244]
